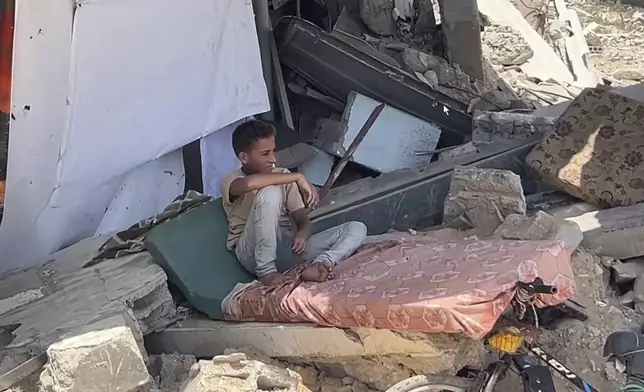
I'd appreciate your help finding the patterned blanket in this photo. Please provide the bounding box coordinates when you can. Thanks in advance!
[222,236,575,339]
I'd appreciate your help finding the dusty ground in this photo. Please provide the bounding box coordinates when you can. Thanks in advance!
[571,0,644,81]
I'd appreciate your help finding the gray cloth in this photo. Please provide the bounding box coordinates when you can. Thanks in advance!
[234,185,367,277]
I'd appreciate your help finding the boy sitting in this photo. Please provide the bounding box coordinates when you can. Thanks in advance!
[220,120,367,286]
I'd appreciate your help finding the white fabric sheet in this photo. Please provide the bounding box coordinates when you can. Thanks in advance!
[200,119,246,199]
[0,0,269,273]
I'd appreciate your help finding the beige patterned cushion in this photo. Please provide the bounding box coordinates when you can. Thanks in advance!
[526,86,644,207]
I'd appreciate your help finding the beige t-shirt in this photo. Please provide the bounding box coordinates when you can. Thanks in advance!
[220,167,306,250]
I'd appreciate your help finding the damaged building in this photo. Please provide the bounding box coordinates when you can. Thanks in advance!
[2,0,644,391]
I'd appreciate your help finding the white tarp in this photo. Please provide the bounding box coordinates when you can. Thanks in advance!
[200,119,246,199]
[0,0,269,273]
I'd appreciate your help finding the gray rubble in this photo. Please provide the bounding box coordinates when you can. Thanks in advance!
[566,203,644,260]
[181,352,303,392]
[0,248,176,376]
[481,24,534,66]
[611,259,644,285]
[39,314,151,392]
[472,111,556,145]
[494,211,583,251]
[443,167,527,228]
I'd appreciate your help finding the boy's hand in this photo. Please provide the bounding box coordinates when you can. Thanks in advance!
[292,231,309,255]
[258,272,289,286]
[296,176,320,209]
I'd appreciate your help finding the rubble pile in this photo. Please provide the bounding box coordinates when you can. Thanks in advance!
[481,24,534,67]
[568,0,644,84]
[3,0,644,390]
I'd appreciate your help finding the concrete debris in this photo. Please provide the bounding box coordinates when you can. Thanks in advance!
[145,318,485,391]
[437,142,478,163]
[443,167,527,227]
[478,0,574,84]
[550,1,600,87]
[566,203,644,260]
[493,211,583,251]
[0,249,176,373]
[613,69,644,81]
[633,274,644,306]
[611,260,644,285]
[481,24,534,67]
[401,48,447,74]
[359,0,396,36]
[148,353,197,391]
[472,111,555,145]
[180,353,306,392]
[39,314,151,392]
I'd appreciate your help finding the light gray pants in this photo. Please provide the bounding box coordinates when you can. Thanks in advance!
[234,186,367,278]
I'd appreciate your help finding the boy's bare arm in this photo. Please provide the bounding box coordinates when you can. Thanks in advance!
[229,172,303,198]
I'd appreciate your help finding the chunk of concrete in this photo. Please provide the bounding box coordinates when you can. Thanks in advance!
[148,353,197,391]
[39,314,150,392]
[633,274,644,305]
[443,167,526,223]
[1,252,176,361]
[611,259,644,285]
[359,0,396,36]
[438,143,478,163]
[145,318,485,390]
[566,203,644,259]
[181,353,303,392]
[472,111,555,146]
[402,48,449,74]
[493,211,583,251]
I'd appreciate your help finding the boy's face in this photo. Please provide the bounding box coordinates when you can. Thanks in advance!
[239,135,277,174]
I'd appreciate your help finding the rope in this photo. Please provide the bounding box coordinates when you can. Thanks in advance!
[515,285,539,328]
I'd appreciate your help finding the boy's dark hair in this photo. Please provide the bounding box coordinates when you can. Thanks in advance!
[232,120,276,155]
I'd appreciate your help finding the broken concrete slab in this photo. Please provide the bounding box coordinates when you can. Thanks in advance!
[526,87,644,207]
[145,317,485,390]
[472,111,555,146]
[443,167,526,223]
[545,201,599,220]
[611,260,644,285]
[0,252,176,363]
[493,211,583,251]
[39,314,150,392]
[566,203,644,259]
[341,91,441,172]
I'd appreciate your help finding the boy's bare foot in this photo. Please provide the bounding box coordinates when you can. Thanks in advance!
[301,261,333,283]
